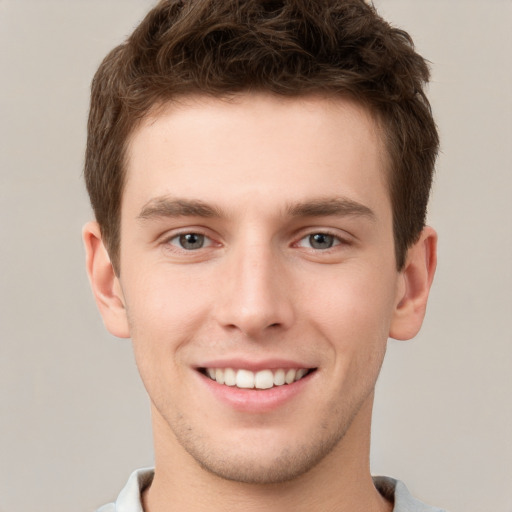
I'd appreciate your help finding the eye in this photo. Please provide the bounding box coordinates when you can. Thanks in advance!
[297,233,341,250]
[168,232,212,250]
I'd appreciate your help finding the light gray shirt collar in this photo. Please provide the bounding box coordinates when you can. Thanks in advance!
[97,468,447,512]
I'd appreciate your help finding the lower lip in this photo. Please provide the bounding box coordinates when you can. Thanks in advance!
[197,371,315,413]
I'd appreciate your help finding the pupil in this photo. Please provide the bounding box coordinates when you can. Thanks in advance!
[310,233,334,249]
[179,233,204,250]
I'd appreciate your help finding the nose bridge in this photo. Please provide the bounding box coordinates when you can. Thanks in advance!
[216,235,293,337]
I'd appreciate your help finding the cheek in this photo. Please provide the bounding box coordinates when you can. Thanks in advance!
[123,267,213,361]
[124,273,206,407]
[127,261,209,315]
[305,266,397,335]
[302,265,398,382]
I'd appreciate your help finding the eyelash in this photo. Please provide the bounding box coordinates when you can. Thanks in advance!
[164,232,215,251]
[295,231,347,251]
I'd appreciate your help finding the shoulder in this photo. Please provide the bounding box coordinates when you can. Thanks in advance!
[95,468,154,512]
[96,505,115,512]
[373,476,448,512]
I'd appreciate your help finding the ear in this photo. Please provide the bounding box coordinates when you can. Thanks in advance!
[82,221,130,338]
[389,226,437,341]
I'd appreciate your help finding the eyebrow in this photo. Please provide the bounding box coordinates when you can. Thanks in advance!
[286,197,376,220]
[138,197,223,220]
[137,196,375,221]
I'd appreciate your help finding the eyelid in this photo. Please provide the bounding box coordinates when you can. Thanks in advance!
[296,233,340,250]
[169,233,213,249]
[160,227,220,251]
[293,228,353,249]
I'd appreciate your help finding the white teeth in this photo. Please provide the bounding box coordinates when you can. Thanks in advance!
[285,369,296,384]
[295,368,307,381]
[273,369,285,386]
[236,369,255,389]
[254,370,274,389]
[204,367,311,389]
[215,368,225,385]
[224,368,236,386]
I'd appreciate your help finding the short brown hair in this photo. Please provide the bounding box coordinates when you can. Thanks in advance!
[85,0,438,272]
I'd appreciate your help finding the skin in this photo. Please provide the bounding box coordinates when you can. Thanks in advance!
[84,93,437,512]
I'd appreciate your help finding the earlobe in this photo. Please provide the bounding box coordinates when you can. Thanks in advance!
[82,221,130,338]
[389,226,437,341]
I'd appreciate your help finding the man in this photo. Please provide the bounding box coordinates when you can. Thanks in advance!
[83,0,443,510]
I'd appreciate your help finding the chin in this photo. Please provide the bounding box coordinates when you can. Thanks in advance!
[195,451,323,485]
[179,426,347,485]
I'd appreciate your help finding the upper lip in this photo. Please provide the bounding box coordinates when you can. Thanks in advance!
[196,358,316,372]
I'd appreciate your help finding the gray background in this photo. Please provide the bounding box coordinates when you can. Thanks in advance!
[1,1,510,511]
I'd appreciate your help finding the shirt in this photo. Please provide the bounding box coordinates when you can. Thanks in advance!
[97,468,447,512]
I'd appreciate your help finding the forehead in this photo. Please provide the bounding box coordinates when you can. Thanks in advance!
[122,93,390,218]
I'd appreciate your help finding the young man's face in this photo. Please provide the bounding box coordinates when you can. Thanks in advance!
[87,93,434,484]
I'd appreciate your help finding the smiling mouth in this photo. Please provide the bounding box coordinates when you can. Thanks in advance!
[199,367,316,390]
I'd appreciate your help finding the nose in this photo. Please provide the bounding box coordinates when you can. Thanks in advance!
[214,240,295,339]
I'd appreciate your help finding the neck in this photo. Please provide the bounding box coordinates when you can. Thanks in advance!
[143,395,391,512]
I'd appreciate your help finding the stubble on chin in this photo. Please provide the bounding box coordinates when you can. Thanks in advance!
[161,395,369,486]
